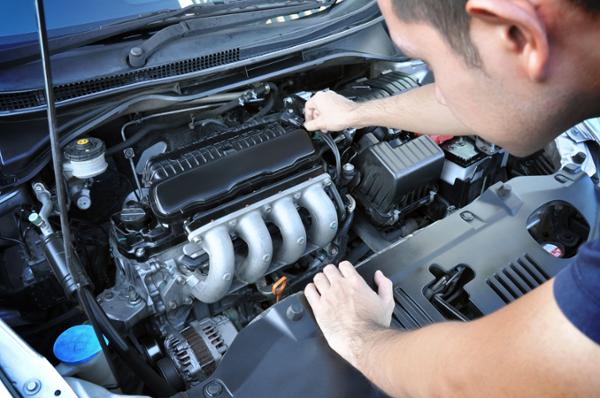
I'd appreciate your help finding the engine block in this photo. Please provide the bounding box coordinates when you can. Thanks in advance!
[102,120,341,327]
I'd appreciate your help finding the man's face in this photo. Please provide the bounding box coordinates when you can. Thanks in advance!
[377,0,575,156]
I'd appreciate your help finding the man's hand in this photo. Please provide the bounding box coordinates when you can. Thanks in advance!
[304,261,395,369]
[304,91,360,132]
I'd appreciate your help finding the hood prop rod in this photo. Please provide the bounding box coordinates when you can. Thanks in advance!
[34,0,79,294]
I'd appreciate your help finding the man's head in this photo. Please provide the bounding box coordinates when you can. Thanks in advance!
[377,0,600,156]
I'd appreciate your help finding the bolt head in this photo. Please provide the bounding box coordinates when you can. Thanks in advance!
[460,211,475,222]
[130,46,143,57]
[297,237,306,245]
[135,247,146,258]
[168,301,177,310]
[77,196,91,210]
[223,273,232,281]
[343,163,355,173]
[23,379,41,395]
[497,184,512,198]
[330,221,338,230]
[204,381,224,397]
[184,297,193,305]
[286,303,305,321]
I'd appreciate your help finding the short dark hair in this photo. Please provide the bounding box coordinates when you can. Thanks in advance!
[570,0,600,13]
[391,0,599,67]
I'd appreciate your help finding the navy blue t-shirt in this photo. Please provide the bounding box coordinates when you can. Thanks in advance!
[554,238,600,344]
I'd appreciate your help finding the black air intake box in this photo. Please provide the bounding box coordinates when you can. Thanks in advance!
[146,122,319,222]
[356,134,445,216]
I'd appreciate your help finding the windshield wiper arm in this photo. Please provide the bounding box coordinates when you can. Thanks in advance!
[0,0,332,68]
[127,1,333,68]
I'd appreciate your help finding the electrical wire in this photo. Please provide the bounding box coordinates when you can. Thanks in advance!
[320,132,342,185]
[107,102,226,156]
[0,236,25,246]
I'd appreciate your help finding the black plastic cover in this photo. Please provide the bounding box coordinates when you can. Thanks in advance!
[172,170,599,398]
[356,134,445,213]
[148,123,317,222]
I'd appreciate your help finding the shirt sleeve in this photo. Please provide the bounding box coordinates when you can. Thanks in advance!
[553,238,600,345]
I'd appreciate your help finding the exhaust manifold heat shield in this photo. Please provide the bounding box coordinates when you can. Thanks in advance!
[184,174,338,303]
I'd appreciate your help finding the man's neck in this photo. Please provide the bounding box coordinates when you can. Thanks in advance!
[538,1,600,117]
[564,12,600,116]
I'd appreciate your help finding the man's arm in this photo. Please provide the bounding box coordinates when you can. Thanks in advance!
[305,262,600,398]
[303,84,473,135]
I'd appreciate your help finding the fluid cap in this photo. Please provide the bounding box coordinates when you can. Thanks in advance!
[53,325,108,365]
[64,137,105,162]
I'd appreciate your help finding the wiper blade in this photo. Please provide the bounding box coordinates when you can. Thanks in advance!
[0,0,332,68]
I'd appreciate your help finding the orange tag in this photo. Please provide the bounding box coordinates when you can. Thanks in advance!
[272,276,288,303]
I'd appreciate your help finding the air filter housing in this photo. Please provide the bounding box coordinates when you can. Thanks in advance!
[355,134,445,225]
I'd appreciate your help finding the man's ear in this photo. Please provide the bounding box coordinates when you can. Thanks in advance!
[466,0,550,81]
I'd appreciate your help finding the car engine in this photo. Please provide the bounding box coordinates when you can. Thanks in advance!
[98,71,447,386]
[2,61,595,395]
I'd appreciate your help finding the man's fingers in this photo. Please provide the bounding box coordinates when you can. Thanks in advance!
[313,272,330,294]
[304,108,314,122]
[323,264,342,281]
[375,270,394,303]
[339,261,359,279]
[304,283,320,308]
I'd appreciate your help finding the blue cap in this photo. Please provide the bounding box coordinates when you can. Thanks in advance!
[53,325,108,365]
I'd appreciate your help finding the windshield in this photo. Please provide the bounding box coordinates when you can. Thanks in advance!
[0,0,196,48]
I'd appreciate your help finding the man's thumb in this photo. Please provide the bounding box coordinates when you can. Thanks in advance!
[375,270,393,303]
[304,119,320,131]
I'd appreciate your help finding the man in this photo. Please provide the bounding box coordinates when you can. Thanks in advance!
[302,1,600,397]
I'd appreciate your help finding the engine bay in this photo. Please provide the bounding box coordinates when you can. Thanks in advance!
[0,60,597,396]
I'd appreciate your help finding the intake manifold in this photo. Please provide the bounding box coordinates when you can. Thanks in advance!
[185,174,338,303]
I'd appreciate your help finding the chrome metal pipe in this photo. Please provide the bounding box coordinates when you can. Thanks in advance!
[187,226,235,303]
[271,197,306,265]
[300,184,338,247]
[236,211,273,283]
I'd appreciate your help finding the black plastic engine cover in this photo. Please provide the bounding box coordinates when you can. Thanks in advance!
[172,170,599,398]
[356,134,445,215]
[147,122,318,222]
